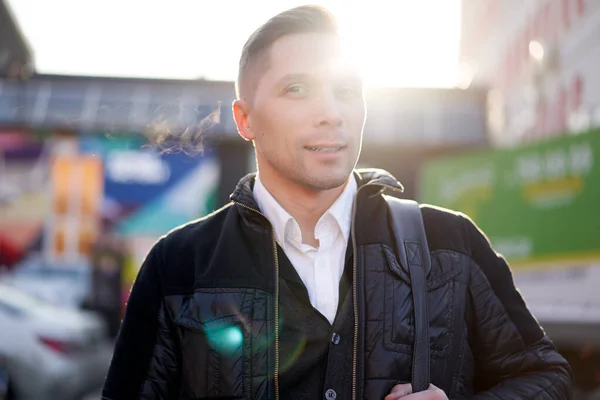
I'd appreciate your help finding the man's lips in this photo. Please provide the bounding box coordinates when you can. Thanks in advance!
[304,145,346,152]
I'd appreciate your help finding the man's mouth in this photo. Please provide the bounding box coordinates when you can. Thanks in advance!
[305,146,344,152]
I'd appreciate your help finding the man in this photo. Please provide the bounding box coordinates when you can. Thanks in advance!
[102,5,572,399]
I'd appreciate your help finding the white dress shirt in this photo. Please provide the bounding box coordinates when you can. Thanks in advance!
[253,175,357,324]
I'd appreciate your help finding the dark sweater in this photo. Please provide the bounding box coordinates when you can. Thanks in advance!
[278,242,354,399]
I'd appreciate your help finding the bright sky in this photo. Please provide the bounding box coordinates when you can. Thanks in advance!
[7,0,461,88]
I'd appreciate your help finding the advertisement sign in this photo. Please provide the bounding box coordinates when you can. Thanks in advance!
[419,129,600,268]
[79,135,220,237]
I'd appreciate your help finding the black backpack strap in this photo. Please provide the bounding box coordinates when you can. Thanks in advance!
[384,195,431,393]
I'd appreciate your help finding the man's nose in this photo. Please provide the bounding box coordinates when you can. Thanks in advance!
[314,91,343,127]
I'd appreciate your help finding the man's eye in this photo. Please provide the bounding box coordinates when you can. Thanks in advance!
[337,86,361,98]
[286,85,308,94]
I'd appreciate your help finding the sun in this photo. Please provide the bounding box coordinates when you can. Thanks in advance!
[333,0,462,88]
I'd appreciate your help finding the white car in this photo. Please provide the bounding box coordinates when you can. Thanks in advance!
[1,257,92,310]
[0,283,113,400]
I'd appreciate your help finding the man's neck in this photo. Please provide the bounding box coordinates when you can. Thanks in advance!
[257,168,348,247]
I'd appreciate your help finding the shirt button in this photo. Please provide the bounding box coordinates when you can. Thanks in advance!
[331,332,341,345]
[325,389,337,400]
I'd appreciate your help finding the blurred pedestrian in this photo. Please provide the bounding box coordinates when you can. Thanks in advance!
[102,5,572,399]
[88,234,124,338]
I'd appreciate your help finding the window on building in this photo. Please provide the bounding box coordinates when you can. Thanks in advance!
[558,87,567,133]
[533,10,541,40]
[514,37,522,77]
[539,101,548,138]
[46,96,85,127]
[523,24,529,62]
[505,49,513,89]
[562,0,570,31]
[572,75,583,111]
[0,83,18,123]
[576,0,585,16]
[543,2,552,41]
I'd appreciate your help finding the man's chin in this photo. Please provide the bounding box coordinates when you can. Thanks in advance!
[299,172,352,191]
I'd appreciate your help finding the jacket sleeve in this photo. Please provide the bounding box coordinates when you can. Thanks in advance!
[459,214,573,400]
[102,242,180,400]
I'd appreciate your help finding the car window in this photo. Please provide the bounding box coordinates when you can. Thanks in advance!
[0,300,24,317]
[0,285,46,316]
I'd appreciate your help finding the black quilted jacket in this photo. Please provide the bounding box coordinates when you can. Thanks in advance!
[102,169,572,399]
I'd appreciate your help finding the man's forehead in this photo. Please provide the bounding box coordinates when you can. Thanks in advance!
[265,33,360,81]
[271,32,341,56]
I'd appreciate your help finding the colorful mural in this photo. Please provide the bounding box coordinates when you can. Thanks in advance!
[79,134,220,239]
[0,130,220,269]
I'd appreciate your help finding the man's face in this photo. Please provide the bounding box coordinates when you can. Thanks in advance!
[237,32,366,191]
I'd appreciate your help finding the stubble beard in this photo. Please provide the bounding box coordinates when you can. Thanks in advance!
[258,146,356,192]
[285,156,354,191]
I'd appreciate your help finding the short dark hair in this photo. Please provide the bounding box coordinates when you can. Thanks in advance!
[236,5,339,100]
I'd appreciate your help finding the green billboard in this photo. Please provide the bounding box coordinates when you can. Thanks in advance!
[419,129,600,269]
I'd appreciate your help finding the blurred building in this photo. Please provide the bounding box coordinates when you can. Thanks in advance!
[460,2,600,395]
[460,0,600,147]
[0,0,33,79]
[0,74,489,201]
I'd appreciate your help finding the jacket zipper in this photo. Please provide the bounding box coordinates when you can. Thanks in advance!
[232,201,280,400]
[351,195,359,400]
[351,182,401,400]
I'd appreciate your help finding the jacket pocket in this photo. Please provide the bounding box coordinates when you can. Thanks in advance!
[382,246,461,358]
[174,289,271,400]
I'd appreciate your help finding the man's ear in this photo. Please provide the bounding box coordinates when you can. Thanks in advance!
[232,99,255,141]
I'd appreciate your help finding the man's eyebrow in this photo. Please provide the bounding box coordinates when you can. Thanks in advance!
[274,71,364,88]
[337,75,363,86]
[335,69,364,86]
[275,73,314,86]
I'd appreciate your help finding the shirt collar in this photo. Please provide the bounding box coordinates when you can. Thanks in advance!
[252,175,357,250]
[324,175,357,243]
[253,176,295,249]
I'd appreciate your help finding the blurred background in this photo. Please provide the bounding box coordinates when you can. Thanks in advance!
[0,0,598,399]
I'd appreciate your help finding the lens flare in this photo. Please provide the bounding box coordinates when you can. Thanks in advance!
[206,325,244,355]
